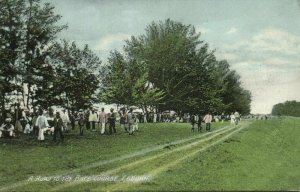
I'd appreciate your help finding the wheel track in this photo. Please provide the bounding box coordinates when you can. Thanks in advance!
[99,122,251,192]
[0,123,246,192]
[51,122,250,191]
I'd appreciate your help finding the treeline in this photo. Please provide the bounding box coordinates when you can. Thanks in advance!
[272,100,300,117]
[101,19,251,115]
[0,0,251,116]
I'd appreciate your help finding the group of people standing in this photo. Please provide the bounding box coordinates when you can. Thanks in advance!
[0,105,242,142]
[230,111,241,125]
[190,112,214,132]
[0,106,145,141]
[75,107,139,136]
[190,111,241,132]
[0,107,67,142]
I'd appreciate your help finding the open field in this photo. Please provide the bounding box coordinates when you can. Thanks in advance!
[0,117,299,191]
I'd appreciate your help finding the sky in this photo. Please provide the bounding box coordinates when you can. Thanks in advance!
[47,0,300,114]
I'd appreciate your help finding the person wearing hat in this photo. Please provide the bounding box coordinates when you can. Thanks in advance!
[77,111,85,136]
[0,114,15,138]
[52,112,64,142]
[31,111,39,136]
[107,108,116,135]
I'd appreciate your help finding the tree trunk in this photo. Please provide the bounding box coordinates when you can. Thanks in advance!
[26,84,31,109]
[1,93,5,122]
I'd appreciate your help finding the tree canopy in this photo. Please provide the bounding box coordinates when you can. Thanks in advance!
[272,100,300,117]
[101,19,251,115]
[0,0,100,115]
[1,0,251,116]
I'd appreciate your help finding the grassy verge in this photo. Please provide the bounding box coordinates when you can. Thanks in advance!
[0,121,227,190]
[128,117,300,191]
[2,118,299,191]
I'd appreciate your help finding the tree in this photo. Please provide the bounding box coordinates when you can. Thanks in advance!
[0,0,67,115]
[132,73,165,112]
[213,60,252,114]
[0,0,25,116]
[100,50,132,107]
[101,19,251,115]
[101,48,166,112]
[272,100,300,117]
[124,19,222,114]
[46,40,101,111]
[22,0,67,108]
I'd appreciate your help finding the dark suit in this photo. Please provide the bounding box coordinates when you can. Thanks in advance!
[53,117,64,142]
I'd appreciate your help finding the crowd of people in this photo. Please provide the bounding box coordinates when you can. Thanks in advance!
[0,105,242,142]
[0,106,155,141]
[188,111,241,132]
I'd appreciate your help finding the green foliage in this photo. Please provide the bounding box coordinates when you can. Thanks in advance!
[0,0,25,111]
[0,0,67,112]
[272,100,300,117]
[47,40,101,111]
[22,0,67,108]
[213,60,251,114]
[1,0,251,117]
[132,73,165,110]
[100,50,131,105]
[0,0,101,112]
[101,19,251,114]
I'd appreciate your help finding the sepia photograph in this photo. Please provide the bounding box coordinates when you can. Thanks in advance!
[0,0,300,191]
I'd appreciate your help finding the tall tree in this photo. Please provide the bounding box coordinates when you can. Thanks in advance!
[100,19,252,115]
[47,40,101,111]
[101,50,132,107]
[125,19,222,114]
[22,0,67,108]
[213,60,252,114]
[0,0,25,116]
[0,0,67,114]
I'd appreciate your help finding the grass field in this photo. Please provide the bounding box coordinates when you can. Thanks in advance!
[0,117,299,191]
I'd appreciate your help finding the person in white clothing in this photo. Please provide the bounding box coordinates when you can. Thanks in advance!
[234,110,240,125]
[99,108,107,134]
[35,109,49,141]
[89,110,98,131]
[61,109,70,132]
[23,123,32,134]
[153,113,157,123]
[203,112,212,131]
[230,112,235,124]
